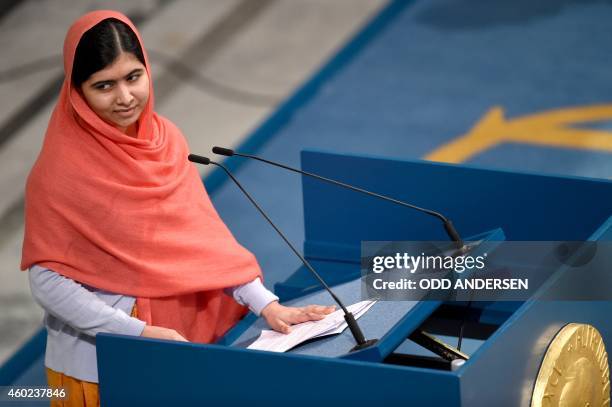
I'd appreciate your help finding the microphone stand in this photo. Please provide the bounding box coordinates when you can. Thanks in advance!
[188,154,378,352]
[210,147,476,353]
[211,147,465,252]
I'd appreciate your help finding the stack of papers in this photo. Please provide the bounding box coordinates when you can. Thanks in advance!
[247,300,376,352]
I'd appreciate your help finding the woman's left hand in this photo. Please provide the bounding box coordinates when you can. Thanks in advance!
[261,301,336,334]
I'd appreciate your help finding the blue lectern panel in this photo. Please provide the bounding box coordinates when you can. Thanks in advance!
[98,334,461,407]
[301,151,612,257]
[455,217,612,406]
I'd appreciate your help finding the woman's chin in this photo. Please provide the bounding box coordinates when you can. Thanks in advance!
[109,117,139,133]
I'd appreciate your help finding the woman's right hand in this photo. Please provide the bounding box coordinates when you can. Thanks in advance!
[141,325,188,342]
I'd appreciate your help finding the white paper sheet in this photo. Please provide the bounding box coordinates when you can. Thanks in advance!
[247,300,376,352]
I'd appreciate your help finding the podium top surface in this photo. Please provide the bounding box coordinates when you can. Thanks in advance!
[229,277,419,358]
[227,229,503,361]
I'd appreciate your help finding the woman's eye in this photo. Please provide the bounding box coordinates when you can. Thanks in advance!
[127,74,140,82]
[95,83,112,90]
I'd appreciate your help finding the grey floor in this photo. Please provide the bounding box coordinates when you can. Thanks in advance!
[0,0,386,366]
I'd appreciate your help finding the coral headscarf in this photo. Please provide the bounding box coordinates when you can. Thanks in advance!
[21,10,261,343]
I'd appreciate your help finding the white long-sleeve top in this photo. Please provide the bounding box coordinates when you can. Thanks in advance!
[28,265,278,383]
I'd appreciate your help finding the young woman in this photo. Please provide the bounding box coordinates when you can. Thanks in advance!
[21,10,333,406]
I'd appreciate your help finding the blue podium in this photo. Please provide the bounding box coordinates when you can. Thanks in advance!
[97,151,612,406]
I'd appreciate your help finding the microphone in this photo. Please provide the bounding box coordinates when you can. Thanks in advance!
[188,154,378,352]
[212,146,466,251]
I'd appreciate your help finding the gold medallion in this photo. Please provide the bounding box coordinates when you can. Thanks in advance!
[531,323,610,407]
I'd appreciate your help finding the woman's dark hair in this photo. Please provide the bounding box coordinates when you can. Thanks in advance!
[72,18,145,87]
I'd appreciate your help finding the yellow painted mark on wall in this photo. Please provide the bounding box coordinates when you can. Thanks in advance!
[425,105,612,163]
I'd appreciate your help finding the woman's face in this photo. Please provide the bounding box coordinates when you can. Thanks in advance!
[80,52,149,133]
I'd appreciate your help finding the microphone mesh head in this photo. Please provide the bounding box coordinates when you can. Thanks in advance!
[188,154,210,165]
[212,146,234,156]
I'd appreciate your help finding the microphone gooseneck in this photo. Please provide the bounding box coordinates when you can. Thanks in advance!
[211,147,465,251]
[188,153,378,352]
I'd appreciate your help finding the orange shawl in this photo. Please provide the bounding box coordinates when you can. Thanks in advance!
[21,10,261,343]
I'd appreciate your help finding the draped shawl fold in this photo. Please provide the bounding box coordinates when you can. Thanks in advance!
[21,10,261,343]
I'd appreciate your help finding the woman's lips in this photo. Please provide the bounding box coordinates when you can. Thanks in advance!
[114,105,137,118]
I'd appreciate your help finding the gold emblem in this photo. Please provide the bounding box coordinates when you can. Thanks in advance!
[531,323,610,407]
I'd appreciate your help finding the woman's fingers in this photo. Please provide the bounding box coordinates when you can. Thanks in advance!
[275,319,292,334]
[263,303,337,334]
[172,331,189,342]
[141,325,189,342]
[289,311,322,324]
[303,304,336,315]
[285,305,335,324]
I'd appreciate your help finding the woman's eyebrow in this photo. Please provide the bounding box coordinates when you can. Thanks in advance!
[89,69,144,88]
[125,68,144,78]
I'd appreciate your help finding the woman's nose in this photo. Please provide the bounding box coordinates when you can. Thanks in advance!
[115,84,134,105]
